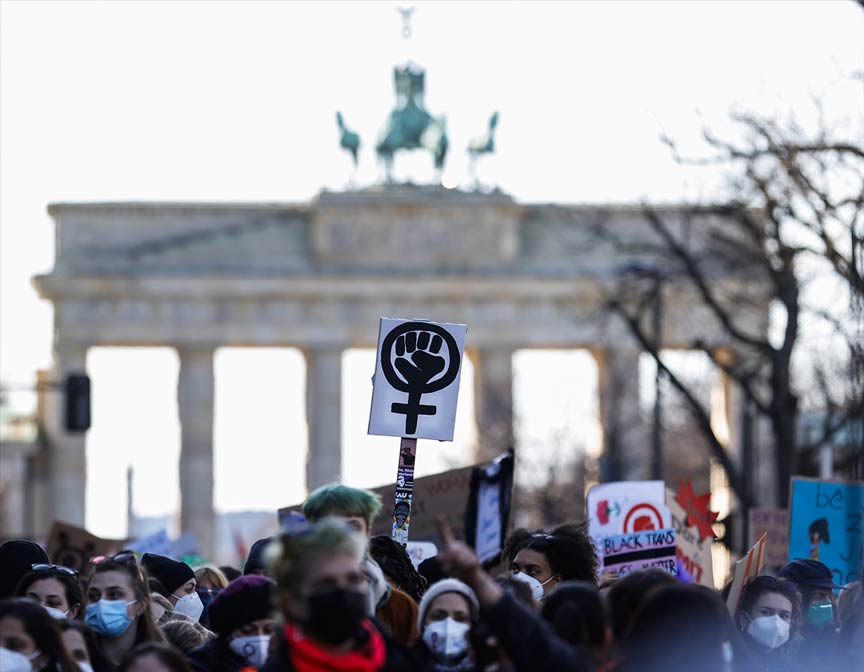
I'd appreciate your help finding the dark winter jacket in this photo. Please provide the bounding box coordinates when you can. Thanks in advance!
[187,636,249,672]
[480,592,595,672]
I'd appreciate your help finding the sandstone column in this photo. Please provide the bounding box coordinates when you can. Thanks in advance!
[177,346,215,559]
[594,348,647,481]
[473,347,514,462]
[305,346,343,491]
[47,342,89,527]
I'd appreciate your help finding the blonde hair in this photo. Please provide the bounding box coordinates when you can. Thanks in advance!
[194,565,228,589]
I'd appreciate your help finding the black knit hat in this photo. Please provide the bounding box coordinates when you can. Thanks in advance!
[244,537,273,575]
[141,553,195,595]
[207,575,275,635]
[0,540,50,598]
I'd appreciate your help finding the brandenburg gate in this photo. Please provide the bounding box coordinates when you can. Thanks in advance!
[32,186,767,557]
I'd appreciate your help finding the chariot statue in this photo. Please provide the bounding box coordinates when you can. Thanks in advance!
[375,64,448,182]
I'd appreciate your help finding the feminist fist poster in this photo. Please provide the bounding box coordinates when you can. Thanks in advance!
[369,318,467,441]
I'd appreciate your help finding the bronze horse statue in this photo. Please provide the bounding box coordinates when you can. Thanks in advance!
[376,65,448,182]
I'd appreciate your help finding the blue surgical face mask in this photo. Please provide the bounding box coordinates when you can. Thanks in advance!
[805,600,834,630]
[85,599,137,637]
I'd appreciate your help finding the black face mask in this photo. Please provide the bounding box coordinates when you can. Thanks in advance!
[305,588,367,644]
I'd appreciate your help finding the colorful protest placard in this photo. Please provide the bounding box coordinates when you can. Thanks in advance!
[46,521,123,574]
[602,527,678,576]
[368,318,467,441]
[748,508,789,569]
[587,480,672,569]
[725,532,767,616]
[667,486,714,586]
[788,477,863,586]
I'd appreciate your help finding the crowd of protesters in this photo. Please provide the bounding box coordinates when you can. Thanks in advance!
[0,483,861,671]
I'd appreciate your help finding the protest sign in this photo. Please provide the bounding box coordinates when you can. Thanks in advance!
[464,451,515,563]
[368,318,467,441]
[788,477,863,586]
[278,464,474,542]
[127,530,173,558]
[587,480,672,569]
[602,528,678,576]
[748,508,789,569]
[46,521,123,574]
[725,532,767,616]
[406,541,437,568]
[667,485,715,586]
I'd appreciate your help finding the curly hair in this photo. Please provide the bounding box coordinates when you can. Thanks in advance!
[501,522,599,585]
[368,535,426,602]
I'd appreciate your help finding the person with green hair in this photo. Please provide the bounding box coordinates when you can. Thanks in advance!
[302,484,383,538]
[261,519,414,671]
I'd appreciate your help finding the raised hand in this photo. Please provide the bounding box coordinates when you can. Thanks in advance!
[394,330,446,388]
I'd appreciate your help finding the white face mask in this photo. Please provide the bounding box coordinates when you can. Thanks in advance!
[229,635,270,668]
[43,605,68,620]
[512,571,554,601]
[171,591,204,622]
[422,617,471,661]
[747,614,790,650]
[78,663,95,672]
[0,647,40,672]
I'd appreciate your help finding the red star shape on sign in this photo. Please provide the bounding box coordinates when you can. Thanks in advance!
[675,480,719,542]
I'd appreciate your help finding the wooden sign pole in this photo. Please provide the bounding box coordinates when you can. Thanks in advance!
[390,437,417,545]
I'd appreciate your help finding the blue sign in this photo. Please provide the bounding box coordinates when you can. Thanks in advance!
[788,478,864,587]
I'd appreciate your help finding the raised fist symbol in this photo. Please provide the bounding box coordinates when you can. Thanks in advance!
[381,322,461,435]
[395,330,446,388]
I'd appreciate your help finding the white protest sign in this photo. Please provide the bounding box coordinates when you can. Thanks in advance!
[406,541,438,568]
[368,318,467,441]
[602,528,678,576]
[587,480,672,571]
[475,477,503,563]
[667,487,715,587]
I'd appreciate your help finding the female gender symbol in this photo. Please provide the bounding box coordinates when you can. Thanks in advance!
[380,321,461,435]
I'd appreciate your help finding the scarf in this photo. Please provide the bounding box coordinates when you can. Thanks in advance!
[285,620,386,672]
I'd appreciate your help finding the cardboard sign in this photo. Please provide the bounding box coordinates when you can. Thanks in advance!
[667,488,714,586]
[368,318,467,441]
[127,530,174,558]
[46,521,123,574]
[748,508,789,569]
[587,480,672,569]
[602,528,678,576]
[788,477,863,586]
[725,532,767,616]
[278,464,474,543]
[465,452,515,564]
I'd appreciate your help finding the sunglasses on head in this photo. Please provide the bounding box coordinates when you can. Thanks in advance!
[31,563,79,577]
[89,551,138,567]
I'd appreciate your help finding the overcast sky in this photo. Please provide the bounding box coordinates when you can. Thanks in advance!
[1,1,861,538]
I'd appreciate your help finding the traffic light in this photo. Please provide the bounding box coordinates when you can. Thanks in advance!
[65,374,91,432]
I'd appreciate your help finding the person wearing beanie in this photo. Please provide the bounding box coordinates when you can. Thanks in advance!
[412,578,479,671]
[186,575,276,672]
[141,554,203,622]
[0,539,50,598]
[244,537,274,576]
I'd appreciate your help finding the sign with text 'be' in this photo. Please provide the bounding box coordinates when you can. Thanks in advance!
[788,477,863,587]
[368,318,467,441]
[602,528,678,576]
